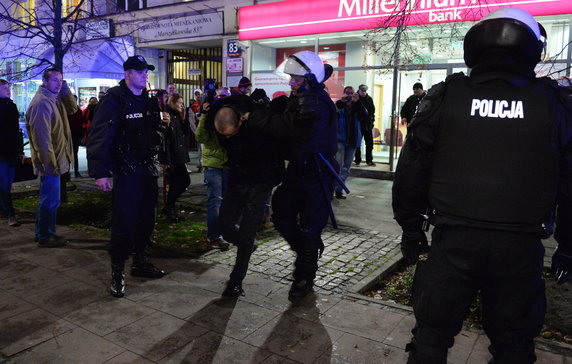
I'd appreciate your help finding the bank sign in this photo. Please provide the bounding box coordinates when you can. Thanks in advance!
[239,0,572,40]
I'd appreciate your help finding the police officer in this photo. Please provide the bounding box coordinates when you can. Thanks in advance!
[257,51,338,298]
[87,55,167,298]
[392,8,572,363]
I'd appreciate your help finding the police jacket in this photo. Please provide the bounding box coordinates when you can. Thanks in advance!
[392,67,572,244]
[87,80,164,178]
[0,97,23,165]
[159,105,191,165]
[257,84,338,165]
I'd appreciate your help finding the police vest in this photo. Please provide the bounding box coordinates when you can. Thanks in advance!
[430,75,558,227]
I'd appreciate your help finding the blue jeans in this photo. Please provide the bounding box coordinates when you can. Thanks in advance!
[204,167,228,241]
[36,175,61,240]
[0,160,16,217]
[334,142,356,193]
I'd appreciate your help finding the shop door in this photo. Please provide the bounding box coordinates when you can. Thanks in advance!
[388,68,448,168]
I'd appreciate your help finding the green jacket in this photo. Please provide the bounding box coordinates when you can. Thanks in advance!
[195,114,227,169]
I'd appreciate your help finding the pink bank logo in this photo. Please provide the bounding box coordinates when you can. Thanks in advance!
[239,0,572,40]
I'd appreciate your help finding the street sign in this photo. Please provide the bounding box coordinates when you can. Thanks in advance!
[227,39,241,58]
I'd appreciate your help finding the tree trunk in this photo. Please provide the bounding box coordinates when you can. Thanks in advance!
[53,0,64,71]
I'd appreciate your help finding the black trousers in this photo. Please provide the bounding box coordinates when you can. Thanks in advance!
[272,172,333,281]
[71,131,82,174]
[354,128,374,164]
[109,174,158,262]
[408,226,545,364]
[218,182,273,284]
[165,162,190,209]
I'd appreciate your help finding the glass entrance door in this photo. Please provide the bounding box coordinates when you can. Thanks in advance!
[377,68,448,169]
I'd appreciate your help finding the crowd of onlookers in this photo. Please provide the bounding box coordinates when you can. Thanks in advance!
[0,73,380,229]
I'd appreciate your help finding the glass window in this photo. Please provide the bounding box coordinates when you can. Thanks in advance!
[16,0,35,25]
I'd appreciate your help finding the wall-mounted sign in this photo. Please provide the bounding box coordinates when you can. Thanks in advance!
[139,12,223,43]
[226,57,243,73]
[239,0,572,40]
[252,72,291,100]
[86,19,112,40]
[227,39,241,58]
[188,68,201,76]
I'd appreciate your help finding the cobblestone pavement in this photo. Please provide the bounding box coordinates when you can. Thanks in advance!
[197,226,401,296]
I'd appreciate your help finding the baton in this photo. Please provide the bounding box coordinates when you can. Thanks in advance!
[313,154,338,229]
[317,152,350,194]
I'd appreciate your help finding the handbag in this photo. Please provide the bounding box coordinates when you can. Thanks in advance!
[14,157,37,182]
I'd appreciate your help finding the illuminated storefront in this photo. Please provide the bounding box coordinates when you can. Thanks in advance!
[239,0,572,168]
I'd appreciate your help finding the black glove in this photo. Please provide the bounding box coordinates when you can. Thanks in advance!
[552,248,572,285]
[298,92,318,122]
[401,230,429,266]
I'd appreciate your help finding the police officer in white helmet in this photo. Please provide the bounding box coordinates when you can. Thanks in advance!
[258,50,339,298]
[392,8,572,363]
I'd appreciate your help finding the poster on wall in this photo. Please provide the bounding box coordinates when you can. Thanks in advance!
[227,58,244,73]
[252,72,291,99]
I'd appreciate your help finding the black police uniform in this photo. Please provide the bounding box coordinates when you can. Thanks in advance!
[393,67,572,363]
[261,83,338,292]
[87,80,164,265]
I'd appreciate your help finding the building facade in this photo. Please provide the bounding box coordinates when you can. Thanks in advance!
[0,0,255,112]
[238,0,572,168]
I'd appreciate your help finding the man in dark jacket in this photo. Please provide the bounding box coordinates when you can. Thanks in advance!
[0,79,23,227]
[400,82,425,125]
[206,95,284,298]
[354,84,376,166]
[87,55,167,298]
[393,8,572,363]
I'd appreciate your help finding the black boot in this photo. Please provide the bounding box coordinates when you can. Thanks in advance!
[289,279,314,298]
[110,261,125,298]
[161,206,180,222]
[222,281,244,298]
[131,254,165,278]
[405,340,447,364]
[290,248,318,298]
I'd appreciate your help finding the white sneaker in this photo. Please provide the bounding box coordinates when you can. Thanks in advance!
[8,216,20,227]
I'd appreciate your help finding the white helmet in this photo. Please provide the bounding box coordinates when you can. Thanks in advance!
[281,51,326,83]
[464,7,546,68]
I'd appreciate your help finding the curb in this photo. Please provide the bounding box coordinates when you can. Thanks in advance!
[349,250,403,294]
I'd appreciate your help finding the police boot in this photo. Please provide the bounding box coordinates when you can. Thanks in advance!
[131,253,165,278]
[289,248,317,298]
[405,340,447,364]
[110,261,125,298]
[289,279,314,298]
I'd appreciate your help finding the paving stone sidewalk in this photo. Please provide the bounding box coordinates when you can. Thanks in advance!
[197,226,401,297]
[2,174,571,363]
